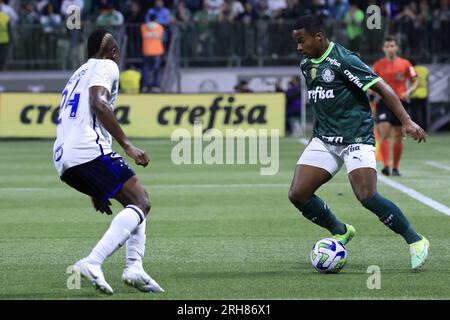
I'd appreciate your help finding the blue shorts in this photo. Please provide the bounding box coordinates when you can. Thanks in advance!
[61,152,135,202]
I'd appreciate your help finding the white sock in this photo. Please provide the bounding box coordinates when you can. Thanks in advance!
[125,218,147,270]
[86,205,145,266]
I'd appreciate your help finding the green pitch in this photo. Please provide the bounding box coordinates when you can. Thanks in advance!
[0,134,449,300]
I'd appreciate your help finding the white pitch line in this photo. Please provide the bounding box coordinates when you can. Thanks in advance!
[425,161,450,172]
[0,187,46,191]
[297,137,450,216]
[377,175,450,216]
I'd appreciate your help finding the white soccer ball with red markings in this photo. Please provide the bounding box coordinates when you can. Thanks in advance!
[311,238,348,273]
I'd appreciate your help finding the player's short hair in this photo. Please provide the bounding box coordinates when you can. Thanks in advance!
[292,15,326,37]
[87,29,111,58]
[384,35,397,44]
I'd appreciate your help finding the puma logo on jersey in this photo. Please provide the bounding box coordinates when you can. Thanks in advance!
[308,86,335,102]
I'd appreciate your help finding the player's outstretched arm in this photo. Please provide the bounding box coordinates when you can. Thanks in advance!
[371,80,427,143]
[89,86,150,166]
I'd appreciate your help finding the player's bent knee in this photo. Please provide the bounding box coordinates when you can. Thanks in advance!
[288,188,310,206]
[140,196,151,216]
[130,192,151,217]
[355,189,376,204]
[136,187,151,216]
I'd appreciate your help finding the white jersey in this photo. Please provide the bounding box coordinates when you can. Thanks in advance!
[53,58,119,176]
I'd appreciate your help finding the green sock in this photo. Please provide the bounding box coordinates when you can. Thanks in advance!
[295,195,346,235]
[362,193,422,244]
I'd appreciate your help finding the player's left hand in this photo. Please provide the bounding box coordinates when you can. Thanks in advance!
[91,197,113,215]
[403,119,427,143]
[124,144,150,167]
[400,91,410,100]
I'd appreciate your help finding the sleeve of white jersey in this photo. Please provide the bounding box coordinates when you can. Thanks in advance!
[87,60,119,94]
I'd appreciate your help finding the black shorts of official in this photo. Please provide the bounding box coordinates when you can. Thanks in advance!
[376,99,409,126]
[61,152,136,202]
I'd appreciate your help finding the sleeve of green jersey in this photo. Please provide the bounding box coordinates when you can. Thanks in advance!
[341,54,382,92]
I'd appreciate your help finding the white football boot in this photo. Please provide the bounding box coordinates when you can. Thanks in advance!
[122,266,164,293]
[74,259,114,295]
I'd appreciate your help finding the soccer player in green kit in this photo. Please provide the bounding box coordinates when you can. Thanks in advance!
[288,15,429,271]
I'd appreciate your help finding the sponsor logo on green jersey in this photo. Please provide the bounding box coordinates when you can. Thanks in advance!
[308,86,335,102]
[344,70,363,88]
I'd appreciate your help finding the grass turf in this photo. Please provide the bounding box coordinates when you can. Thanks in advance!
[0,134,449,299]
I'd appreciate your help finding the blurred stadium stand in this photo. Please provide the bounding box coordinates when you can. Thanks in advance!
[0,0,449,131]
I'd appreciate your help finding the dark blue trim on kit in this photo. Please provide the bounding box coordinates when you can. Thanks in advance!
[126,205,145,224]
[93,114,104,155]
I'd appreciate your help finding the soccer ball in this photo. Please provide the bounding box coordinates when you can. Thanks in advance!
[310,238,348,273]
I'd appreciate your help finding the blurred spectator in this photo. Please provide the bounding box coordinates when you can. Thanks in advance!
[193,0,216,57]
[141,13,164,92]
[174,0,192,25]
[409,61,429,131]
[145,0,172,49]
[145,0,171,26]
[125,1,144,61]
[40,3,61,33]
[330,0,349,46]
[236,1,257,60]
[268,0,287,19]
[20,1,39,24]
[282,0,302,20]
[254,0,270,57]
[431,0,450,53]
[237,1,257,23]
[216,0,235,60]
[343,0,364,53]
[218,1,234,23]
[40,3,62,64]
[234,79,253,92]
[229,0,244,20]
[254,0,270,20]
[0,0,18,26]
[120,64,142,94]
[0,5,10,70]
[19,1,39,69]
[206,0,224,16]
[285,75,302,137]
[175,0,193,59]
[125,1,144,23]
[329,0,348,22]
[309,0,330,20]
[96,2,124,26]
[184,0,202,12]
[394,2,416,55]
[35,0,49,13]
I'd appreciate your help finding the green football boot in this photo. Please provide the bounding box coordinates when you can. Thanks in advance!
[410,235,430,272]
[333,224,356,246]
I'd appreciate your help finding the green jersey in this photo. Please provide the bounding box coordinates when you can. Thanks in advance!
[300,41,381,145]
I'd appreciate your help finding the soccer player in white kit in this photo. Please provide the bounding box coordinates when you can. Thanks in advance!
[53,29,163,294]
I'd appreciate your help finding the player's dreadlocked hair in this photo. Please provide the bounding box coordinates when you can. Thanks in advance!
[87,29,111,58]
[292,15,326,37]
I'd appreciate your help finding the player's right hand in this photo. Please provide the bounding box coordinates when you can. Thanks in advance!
[124,144,150,167]
[403,119,427,143]
[91,197,113,215]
